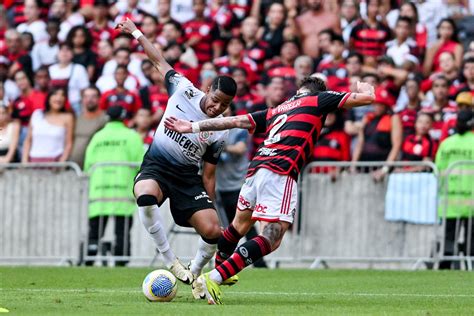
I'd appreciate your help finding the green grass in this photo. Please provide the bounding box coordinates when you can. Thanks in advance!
[1,267,474,315]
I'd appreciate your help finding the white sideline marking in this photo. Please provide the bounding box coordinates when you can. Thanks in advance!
[1,288,473,298]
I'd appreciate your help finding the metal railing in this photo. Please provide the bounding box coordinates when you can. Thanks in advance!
[297,161,440,269]
[0,162,88,265]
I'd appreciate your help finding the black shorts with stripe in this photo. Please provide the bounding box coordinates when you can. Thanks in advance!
[134,153,216,227]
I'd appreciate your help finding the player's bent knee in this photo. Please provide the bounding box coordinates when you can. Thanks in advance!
[198,222,221,240]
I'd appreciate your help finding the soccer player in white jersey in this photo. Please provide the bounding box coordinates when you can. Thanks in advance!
[116,19,237,298]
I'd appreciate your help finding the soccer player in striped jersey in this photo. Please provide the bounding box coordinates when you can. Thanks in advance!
[116,19,238,299]
[165,77,375,304]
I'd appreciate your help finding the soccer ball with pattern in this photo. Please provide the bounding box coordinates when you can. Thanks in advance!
[142,269,177,302]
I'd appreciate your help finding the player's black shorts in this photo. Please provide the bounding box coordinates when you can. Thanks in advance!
[134,154,216,227]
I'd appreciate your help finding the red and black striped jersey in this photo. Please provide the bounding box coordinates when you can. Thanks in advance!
[401,134,437,161]
[246,91,351,180]
[350,20,392,57]
[183,19,220,64]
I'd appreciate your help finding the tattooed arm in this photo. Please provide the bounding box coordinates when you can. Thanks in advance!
[164,115,254,133]
[342,81,375,109]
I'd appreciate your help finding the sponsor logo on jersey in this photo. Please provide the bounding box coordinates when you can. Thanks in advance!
[176,104,185,113]
[198,131,211,142]
[194,191,210,200]
[238,195,251,208]
[164,127,200,158]
[258,147,278,156]
[254,204,267,214]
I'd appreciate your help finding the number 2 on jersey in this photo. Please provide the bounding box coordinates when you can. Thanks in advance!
[264,114,288,145]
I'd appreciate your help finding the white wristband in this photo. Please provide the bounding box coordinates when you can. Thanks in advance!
[131,30,143,40]
[191,122,200,133]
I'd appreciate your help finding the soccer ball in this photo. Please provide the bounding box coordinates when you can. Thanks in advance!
[142,269,177,302]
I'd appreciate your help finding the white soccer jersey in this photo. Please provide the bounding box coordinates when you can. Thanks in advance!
[147,70,228,177]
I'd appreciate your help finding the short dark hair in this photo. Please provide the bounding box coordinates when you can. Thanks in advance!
[396,16,413,26]
[143,13,158,25]
[82,85,100,96]
[114,47,131,56]
[332,34,344,45]
[456,108,474,135]
[299,77,327,93]
[346,51,363,63]
[210,75,237,97]
[115,65,128,73]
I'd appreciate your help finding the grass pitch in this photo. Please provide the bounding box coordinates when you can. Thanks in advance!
[1,267,474,315]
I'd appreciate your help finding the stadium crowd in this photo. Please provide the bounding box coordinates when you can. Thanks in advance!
[0,0,473,172]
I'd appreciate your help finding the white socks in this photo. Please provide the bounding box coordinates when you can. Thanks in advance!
[209,269,223,284]
[189,238,217,276]
[138,204,176,268]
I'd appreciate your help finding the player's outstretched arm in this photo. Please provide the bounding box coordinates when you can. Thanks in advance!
[164,115,253,133]
[342,81,375,109]
[115,18,172,76]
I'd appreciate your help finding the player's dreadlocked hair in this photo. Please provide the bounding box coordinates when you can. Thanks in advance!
[211,75,237,97]
[299,76,327,94]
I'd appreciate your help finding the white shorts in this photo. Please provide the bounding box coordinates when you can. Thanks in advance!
[237,168,297,224]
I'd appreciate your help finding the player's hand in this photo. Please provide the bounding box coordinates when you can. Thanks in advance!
[115,18,138,34]
[164,116,193,133]
[356,81,375,96]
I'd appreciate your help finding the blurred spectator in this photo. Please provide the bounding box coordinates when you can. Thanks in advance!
[66,25,97,80]
[294,55,314,87]
[423,18,464,77]
[140,14,159,49]
[421,75,458,142]
[340,0,360,44]
[352,87,403,181]
[96,47,141,92]
[5,29,33,81]
[34,66,50,96]
[312,109,351,178]
[162,41,199,84]
[0,104,20,163]
[22,87,74,163]
[49,43,90,114]
[317,34,349,92]
[157,0,177,29]
[112,0,145,28]
[31,18,60,71]
[436,108,474,270]
[51,0,85,43]
[99,65,142,124]
[16,0,48,43]
[21,31,34,52]
[396,78,422,137]
[257,3,295,59]
[400,112,437,166]
[453,57,474,96]
[385,17,420,68]
[296,0,341,59]
[441,92,474,141]
[83,105,144,267]
[350,0,392,66]
[139,67,169,126]
[231,67,263,115]
[86,0,115,53]
[214,37,257,84]
[101,47,146,87]
[133,107,154,150]
[421,52,459,96]
[95,39,114,78]
[69,86,107,169]
[346,51,363,77]
[215,106,267,268]
[183,0,221,65]
[170,0,194,24]
[157,20,183,48]
[199,61,218,91]
[316,28,334,63]
[240,16,267,72]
